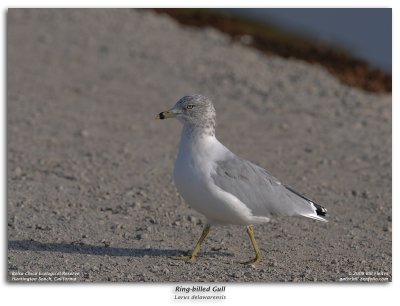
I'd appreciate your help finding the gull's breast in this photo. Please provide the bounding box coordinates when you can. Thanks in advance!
[173,136,256,225]
[173,143,213,212]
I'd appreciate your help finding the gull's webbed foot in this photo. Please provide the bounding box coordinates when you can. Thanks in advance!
[171,254,197,261]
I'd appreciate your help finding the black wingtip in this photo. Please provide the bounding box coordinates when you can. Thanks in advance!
[284,184,327,216]
[313,203,327,216]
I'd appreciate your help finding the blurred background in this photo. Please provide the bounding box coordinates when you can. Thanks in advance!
[222,8,392,73]
[154,8,392,93]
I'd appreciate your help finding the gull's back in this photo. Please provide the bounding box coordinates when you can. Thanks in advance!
[211,154,327,222]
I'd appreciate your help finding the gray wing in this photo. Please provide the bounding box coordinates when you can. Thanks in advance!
[211,155,321,219]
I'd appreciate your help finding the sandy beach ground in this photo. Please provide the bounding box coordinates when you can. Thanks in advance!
[7,9,391,282]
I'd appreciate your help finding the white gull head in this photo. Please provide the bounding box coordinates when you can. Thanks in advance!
[156,94,216,136]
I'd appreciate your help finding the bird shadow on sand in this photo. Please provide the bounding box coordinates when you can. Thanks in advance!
[8,240,234,258]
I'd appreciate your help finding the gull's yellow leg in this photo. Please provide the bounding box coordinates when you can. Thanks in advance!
[172,224,211,261]
[241,225,262,265]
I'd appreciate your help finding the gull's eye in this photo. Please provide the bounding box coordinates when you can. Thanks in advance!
[186,104,194,110]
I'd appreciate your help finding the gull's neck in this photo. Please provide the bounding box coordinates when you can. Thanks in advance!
[177,124,229,166]
[182,122,215,139]
[179,123,217,153]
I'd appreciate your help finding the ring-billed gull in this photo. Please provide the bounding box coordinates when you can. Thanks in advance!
[156,94,327,264]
